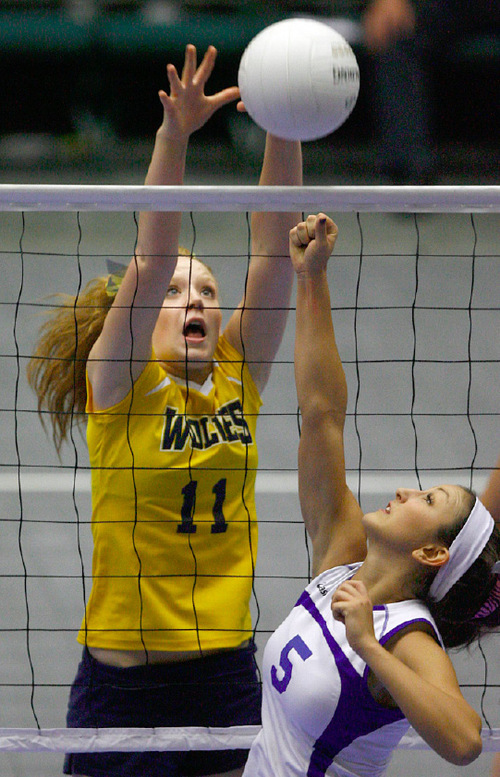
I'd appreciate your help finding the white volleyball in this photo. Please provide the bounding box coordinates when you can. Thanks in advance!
[238,18,360,142]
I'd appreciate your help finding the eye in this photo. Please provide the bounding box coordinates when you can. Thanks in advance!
[166,286,180,297]
[201,286,216,298]
[425,493,434,505]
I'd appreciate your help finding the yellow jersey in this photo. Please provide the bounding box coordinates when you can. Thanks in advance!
[78,335,262,652]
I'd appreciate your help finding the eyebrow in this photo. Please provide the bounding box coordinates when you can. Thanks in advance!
[436,487,450,500]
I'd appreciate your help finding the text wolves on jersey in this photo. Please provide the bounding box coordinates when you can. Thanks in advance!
[161,399,253,451]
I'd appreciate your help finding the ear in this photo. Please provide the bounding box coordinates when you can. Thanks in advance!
[412,544,450,569]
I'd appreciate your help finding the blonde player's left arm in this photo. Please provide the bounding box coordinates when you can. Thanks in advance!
[224,133,302,394]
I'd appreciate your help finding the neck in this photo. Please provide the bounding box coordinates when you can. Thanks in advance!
[163,360,213,386]
[354,549,417,605]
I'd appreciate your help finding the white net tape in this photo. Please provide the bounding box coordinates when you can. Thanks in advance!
[0,726,498,753]
[0,726,260,753]
[0,184,499,212]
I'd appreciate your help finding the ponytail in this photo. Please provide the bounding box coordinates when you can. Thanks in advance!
[27,277,112,456]
[27,251,215,456]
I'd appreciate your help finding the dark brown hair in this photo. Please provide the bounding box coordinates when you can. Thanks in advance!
[420,488,500,648]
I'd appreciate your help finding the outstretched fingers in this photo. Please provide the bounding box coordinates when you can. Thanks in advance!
[160,52,192,106]
[157,44,240,138]
[194,46,240,108]
[207,85,241,111]
[162,45,219,101]
[192,44,217,86]
[165,62,182,97]
[181,42,199,82]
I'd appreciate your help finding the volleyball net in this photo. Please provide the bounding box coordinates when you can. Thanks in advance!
[0,185,499,762]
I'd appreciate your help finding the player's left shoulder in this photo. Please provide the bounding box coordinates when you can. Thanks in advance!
[387,623,456,679]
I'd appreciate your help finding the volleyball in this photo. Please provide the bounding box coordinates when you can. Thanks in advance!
[238,18,360,142]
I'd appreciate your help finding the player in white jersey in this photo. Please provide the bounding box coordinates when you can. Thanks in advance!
[243,214,500,776]
[249,564,445,777]
[482,454,500,777]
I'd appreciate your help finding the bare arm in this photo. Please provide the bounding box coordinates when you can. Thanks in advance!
[332,579,483,765]
[223,134,302,394]
[290,214,367,576]
[88,46,239,409]
[481,453,500,523]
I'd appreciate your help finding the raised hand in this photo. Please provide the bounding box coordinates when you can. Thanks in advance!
[158,44,240,141]
[289,213,338,275]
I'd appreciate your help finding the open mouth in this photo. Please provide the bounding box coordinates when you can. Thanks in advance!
[183,321,206,341]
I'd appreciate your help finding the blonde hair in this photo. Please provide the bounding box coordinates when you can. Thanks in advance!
[27,250,215,455]
[27,277,113,456]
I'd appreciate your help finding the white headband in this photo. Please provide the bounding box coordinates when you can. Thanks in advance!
[430,497,494,602]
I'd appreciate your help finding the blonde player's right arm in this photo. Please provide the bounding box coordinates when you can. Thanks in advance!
[87,45,239,410]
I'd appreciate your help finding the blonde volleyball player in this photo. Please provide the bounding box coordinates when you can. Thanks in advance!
[28,45,302,777]
[242,214,500,776]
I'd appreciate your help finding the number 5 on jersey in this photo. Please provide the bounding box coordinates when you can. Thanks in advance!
[271,635,312,693]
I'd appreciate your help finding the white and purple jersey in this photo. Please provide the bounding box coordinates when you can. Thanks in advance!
[244,563,442,777]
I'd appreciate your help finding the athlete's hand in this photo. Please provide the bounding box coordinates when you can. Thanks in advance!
[158,44,240,141]
[289,213,338,276]
[331,579,377,657]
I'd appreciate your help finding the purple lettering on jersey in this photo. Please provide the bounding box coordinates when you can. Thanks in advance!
[271,635,313,694]
[297,591,405,777]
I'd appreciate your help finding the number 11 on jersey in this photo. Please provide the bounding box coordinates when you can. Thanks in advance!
[177,478,228,534]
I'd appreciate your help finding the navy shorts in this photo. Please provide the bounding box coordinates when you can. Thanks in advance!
[63,643,261,777]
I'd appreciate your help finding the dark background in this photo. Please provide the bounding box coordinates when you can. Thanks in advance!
[0,0,499,182]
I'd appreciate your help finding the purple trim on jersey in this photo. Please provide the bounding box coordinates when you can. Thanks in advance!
[379,616,443,649]
[296,590,352,664]
[361,612,442,685]
[374,604,390,638]
[297,591,406,777]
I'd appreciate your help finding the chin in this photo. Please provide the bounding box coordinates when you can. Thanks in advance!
[185,348,212,367]
[361,509,385,533]
[185,354,213,382]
